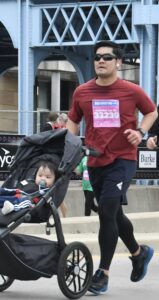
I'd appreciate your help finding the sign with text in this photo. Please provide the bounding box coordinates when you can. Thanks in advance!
[138,151,157,168]
[0,135,24,181]
[0,135,158,181]
[135,147,159,179]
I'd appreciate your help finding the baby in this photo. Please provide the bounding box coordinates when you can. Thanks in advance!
[1,160,57,215]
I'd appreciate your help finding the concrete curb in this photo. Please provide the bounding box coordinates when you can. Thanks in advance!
[14,211,159,234]
[13,212,159,254]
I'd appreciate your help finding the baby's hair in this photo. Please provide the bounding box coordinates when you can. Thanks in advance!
[36,160,59,181]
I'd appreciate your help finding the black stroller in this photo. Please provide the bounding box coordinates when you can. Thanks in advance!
[0,129,93,299]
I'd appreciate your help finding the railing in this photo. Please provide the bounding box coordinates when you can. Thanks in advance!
[0,109,85,136]
[0,109,45,134]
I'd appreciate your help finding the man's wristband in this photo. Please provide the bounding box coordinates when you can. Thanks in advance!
[137,127,146,138]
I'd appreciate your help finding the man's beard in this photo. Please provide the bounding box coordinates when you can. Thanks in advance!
[96,72,110,79]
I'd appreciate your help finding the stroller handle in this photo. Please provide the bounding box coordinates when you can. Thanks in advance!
[81,146,102,157]
[58,146,102,175]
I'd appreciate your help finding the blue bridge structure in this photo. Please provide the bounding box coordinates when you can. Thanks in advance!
[0,0,159,134]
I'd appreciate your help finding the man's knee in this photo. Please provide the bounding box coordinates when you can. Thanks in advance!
[98,196,121,219]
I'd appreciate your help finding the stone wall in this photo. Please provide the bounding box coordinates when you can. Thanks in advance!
[63,183,159,217]
[0,72,18,133]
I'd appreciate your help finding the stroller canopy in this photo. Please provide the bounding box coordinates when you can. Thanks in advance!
[2,129,82,213]
[10,129,82,175]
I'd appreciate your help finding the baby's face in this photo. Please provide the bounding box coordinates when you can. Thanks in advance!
[35,166,55,188]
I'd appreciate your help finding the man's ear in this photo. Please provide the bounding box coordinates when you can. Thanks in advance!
[116,59,122,68]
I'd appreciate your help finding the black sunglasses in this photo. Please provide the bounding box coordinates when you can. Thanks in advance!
[94,53,117,61]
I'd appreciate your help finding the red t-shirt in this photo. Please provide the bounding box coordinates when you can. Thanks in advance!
[68,78,156,167]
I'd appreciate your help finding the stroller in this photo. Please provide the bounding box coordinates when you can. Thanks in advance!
[0,129,93,299]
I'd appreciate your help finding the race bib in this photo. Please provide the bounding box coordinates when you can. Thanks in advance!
[92,99,121,127]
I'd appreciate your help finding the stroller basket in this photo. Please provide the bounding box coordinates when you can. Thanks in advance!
[0,233,60,280]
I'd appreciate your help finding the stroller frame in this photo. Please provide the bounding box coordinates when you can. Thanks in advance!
[0,129,93,299]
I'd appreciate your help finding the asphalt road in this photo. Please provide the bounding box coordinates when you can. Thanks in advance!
[1,253,159,300]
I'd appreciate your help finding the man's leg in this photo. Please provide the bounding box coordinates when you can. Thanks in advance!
[88,159,154,295]
[88,195,121,294]
[117,206,154,282]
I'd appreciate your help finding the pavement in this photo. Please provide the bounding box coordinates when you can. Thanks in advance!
[1,254,159,300]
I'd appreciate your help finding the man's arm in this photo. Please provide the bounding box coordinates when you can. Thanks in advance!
[66,118,80,135]
[139,109,158,133]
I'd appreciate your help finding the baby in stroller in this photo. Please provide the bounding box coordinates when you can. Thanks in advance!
[0,129,93,299]
[0,159,58,215]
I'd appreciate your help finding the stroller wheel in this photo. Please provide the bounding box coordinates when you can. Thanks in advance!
[57,241,93,299]
[0,275,14,292]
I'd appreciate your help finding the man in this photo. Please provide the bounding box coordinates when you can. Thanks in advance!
[58,113,68,128]
[42,112,60,131]
[66,40,158,295]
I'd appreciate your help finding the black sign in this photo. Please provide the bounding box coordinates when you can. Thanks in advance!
[0,135,158,181]
[135,146,159,179]
[0,135,24,181]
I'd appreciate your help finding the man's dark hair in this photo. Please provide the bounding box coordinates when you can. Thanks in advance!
[94,40,123,59]
[48,112,59,122]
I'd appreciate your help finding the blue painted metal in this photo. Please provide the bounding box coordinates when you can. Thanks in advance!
[157,29,159,107]
[0,0,159,134]
[133,4,159,25]
[132,1,157,99]
[35,1,136,46]
[0,0,18,48]
[18,0,37,134]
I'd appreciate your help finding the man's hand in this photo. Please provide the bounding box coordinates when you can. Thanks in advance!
[146,136,158,150]
[124,129,143,145]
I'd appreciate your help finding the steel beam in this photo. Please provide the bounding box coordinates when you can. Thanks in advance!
[34,1,135,46]
[0,0,159,135]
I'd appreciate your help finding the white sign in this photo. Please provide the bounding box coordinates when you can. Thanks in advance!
[139,151,157,168]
